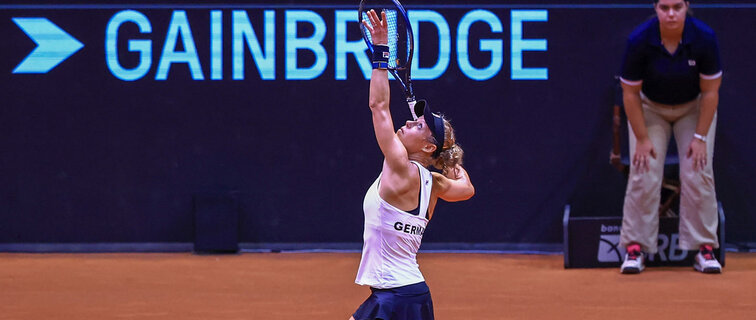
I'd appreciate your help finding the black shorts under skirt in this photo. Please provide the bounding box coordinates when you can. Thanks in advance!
[352,281,434,320]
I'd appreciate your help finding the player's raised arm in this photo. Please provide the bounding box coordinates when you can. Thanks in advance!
[363,10,411,174]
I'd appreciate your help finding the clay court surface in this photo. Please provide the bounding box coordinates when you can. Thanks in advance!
[2,252,754,319]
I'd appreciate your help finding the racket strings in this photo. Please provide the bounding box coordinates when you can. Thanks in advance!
[361,8,410,69]
[384,10,401,69]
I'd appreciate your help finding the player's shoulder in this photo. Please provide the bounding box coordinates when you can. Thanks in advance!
[430,171,450,190]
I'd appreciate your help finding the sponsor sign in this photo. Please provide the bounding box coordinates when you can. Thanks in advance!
[563,205,725,268]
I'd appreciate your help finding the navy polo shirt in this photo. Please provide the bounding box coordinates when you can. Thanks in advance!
[620,16,722,105]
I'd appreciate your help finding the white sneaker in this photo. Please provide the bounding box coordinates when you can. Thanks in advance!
[620,251,644,274]
[694,245,722,274]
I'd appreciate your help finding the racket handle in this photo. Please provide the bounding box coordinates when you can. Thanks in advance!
[407,99,418,120]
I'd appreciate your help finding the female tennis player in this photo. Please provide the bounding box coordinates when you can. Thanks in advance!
[350,10,475,320]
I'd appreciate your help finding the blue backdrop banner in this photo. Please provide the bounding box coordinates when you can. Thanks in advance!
[1,1,754,248]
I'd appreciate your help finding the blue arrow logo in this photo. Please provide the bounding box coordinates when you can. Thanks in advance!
[12,17,84,74]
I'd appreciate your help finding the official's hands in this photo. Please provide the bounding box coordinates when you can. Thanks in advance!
[633,138,657,173]
[687,138,707,171]
[362,10,388,46]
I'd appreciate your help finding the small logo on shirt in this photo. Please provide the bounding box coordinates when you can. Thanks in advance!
[382,51,390,58]
[688,59,696,66]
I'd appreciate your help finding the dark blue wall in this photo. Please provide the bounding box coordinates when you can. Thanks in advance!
[1,1,755,246]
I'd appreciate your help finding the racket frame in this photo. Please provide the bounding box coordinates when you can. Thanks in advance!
[359,0,417,116]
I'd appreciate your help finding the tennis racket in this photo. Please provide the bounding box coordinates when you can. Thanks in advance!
[359,0,419,119]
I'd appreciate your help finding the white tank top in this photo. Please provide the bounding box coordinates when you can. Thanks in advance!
[355,161,432,289]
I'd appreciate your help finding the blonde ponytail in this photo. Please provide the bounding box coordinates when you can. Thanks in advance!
[432,118,464,172]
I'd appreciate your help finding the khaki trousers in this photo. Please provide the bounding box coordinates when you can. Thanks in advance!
[620,94,718,254]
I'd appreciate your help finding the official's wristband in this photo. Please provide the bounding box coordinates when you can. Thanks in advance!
[693,133,707,142]
[372,45,389,64]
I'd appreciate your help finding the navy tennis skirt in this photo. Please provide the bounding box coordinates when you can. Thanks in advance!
[352,281,434,320]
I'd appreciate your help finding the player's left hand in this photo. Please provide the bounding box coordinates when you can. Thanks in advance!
[362,10,388,46]
[443,164,464,180]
